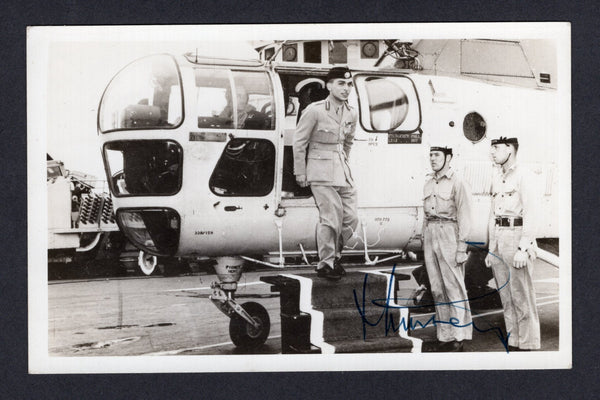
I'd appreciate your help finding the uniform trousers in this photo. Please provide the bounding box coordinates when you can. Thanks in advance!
[423,221,473,342]
[490,226,541,349]
[310,184,359,269]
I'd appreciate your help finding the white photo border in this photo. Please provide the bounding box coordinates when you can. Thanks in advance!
[28,22,572,373]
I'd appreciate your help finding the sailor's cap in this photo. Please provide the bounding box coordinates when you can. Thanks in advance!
[295,77,325,93]
[430,146,453,156]
[491,136,519,146]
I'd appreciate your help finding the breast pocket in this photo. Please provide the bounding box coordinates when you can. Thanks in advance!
[500,182,520,213]
[436,189,454,213]
[306,150,333,182]
[503,184,517,198]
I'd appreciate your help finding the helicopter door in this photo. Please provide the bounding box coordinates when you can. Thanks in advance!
[193,68,279,255]
[351,73,424,208]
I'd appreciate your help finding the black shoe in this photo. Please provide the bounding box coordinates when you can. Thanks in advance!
[450,341,464,352]
[333,258,346,277]
[508,345,531,352]
[316,265,342,281]
[422,340,441,352]
[436,340,464,352]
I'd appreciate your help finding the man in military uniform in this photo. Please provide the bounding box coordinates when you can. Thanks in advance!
[219,85,272,130]
[293,66,359,280]
[485,137,540,351]
[423,146,473,351]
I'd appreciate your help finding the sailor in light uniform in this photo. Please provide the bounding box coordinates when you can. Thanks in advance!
[485,137,540,351]
[293,66,359,280]
[423,145,473,352]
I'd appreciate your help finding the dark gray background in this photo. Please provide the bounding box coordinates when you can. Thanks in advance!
[4,1,597,398]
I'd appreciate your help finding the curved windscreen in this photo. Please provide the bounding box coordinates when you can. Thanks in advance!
[99,55,183,132]
[117,208,180,256]
[103,140,182,196]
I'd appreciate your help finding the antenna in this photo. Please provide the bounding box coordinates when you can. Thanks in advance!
[195,48,198,63]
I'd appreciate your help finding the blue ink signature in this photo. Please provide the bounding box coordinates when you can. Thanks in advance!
[352,242,514,352]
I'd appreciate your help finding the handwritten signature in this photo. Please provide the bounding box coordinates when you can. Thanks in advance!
[353,242,514,352]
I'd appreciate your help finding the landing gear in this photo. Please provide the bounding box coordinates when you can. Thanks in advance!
[211,283,271,349]
[209,256,271,349]
[229,302,270,348]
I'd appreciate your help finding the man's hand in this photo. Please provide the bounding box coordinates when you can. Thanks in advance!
[484,253,494,268]
[296,174,308,188]
[455,251,469,266]
[513,250,528,269]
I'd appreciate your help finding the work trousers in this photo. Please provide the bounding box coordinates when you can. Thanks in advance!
[311,185,359,269]
[490,226,541,349]
[423,221,473,342]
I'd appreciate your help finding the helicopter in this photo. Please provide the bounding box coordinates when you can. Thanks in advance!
[97,39,559,348]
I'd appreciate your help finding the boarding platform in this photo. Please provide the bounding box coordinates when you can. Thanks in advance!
[261,268,422,354]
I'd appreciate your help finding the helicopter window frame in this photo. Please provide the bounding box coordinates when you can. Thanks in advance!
[353,73,422,135]
[209,138,277,197]
[115,207,181,257]
[194,68,276,131]
[98,54,185,134]
[102,139,184,198]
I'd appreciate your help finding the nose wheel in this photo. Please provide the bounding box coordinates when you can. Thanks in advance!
[229,302,270,349]
[138,251,158,276]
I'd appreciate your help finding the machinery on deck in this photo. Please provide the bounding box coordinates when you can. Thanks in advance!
[47,155,180,277]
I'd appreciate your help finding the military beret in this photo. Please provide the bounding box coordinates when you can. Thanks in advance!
[430,146,453,156]
[326,66,352,82]
[491,136,519,146]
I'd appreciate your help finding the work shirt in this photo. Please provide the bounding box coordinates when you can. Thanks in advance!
[488,163,537,251]
[423,168,472,252]
[293,96,357,187]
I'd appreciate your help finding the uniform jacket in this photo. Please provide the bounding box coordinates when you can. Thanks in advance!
[293,96,357,186]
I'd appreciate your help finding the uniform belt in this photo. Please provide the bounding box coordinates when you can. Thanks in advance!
[495,216,523,227]
[426,217,456,223]
[309,142,343,152]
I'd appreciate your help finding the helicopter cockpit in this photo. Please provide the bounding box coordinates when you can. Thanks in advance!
[99,55,184,199]
[195,68,274,130]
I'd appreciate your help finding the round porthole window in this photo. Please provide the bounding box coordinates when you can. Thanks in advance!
[362,41,378,58]
[463,112,486,143]
[283,45,297,62]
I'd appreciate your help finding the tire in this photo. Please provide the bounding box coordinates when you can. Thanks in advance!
[229,302,270,349]
[138,251,158,276]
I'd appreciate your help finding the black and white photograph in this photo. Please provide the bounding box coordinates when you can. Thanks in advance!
[28,23,571,372]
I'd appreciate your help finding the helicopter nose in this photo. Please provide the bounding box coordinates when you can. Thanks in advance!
[116,208,180,257]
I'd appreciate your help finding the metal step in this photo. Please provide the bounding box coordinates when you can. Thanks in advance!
[262,266,418,354]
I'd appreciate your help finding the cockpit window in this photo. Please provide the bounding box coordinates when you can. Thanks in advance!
[99,55,183,133]
[354,75,421,134]
[103,140,182,196]
[195,69,274,130]
[209,139,275,196]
